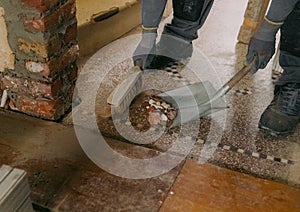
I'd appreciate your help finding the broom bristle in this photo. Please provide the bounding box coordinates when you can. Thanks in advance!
[108,67,142,114]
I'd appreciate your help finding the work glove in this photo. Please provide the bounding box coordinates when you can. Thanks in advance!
[149,30,193,69]
[246,19,282,73]
[133,30,157,70]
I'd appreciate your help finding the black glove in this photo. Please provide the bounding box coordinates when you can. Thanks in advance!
[133,30,157,70]
[246,37,275,73]
[246,19,281,73]
[149,30,193,69]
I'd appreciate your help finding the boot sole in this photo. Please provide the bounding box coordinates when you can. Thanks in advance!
[258,124,294,138]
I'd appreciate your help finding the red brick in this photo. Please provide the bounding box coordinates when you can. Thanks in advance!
[17,19,77,59]
[48,34,63,54]
[18,19,77,59]
[22,0,76,32]
[0,80,3,90]
[57,44,79,68]
[64,63,78,83]
[10,95,65,120]
[1,0,78,120]
[25,44,79,78]
[2,76,63,99]
[20,0,61,12]
[64,20,77,44]
[67,84,76,101]
[20,0,47,13]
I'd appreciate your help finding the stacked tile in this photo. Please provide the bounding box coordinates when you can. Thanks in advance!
[0,165,34,212]
[0,0,78,120]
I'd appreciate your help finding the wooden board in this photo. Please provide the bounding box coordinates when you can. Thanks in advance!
[160,160,300,212]
[77,0,140,57]
[76,0,172,57]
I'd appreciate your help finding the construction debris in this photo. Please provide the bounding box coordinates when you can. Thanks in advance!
[129,90,177,131]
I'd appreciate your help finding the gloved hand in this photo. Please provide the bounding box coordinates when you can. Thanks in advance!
[133,30,157,70]
[149,30,193,69]
[246,19,282,73]
[246,37,275,73]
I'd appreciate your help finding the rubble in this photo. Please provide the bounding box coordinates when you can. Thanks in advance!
[128,90,177,131]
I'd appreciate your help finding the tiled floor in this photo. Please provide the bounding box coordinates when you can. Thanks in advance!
[1,0,300,211]
[0,111,182,211]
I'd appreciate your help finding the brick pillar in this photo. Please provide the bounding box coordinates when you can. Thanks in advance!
[0,0,78,120]
[235,0,270,69]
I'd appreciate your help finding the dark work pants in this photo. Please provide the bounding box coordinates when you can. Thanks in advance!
[142,0,214,41]
[278,51,300,84]
[165,0,214,41]
[278,1,300,84]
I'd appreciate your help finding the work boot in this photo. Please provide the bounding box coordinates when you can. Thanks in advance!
[259,83,300,137]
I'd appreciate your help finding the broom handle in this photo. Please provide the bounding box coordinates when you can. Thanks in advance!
[224,58,256,92]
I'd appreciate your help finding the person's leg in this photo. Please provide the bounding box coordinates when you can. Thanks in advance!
[258,4,300,136]
[258,52,300,137]
[151,0,214,68]
[277,51,300,84]
[258,80,300,137]
[141,0,167,31]
[166,0,214,41]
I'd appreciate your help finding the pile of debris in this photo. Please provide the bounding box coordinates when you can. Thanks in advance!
[129,92,177,131]
[146,97,177,126]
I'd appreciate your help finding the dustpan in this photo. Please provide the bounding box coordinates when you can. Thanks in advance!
[157,81,228,127]
[158,60,254,127]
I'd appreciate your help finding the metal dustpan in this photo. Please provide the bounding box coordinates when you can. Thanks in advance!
[157,81,228,127]
[157,61,254,127]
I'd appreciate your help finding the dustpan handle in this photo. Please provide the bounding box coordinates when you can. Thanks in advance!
[224,58,256,90]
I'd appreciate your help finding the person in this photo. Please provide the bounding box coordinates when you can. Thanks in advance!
[246,0,300,137]
[133,0,214,70]
[134,0,300,137]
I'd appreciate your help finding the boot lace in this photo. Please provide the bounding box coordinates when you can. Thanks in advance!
[278,83,300,116]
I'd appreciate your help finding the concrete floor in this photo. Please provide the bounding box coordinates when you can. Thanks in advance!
[1,0,300,211]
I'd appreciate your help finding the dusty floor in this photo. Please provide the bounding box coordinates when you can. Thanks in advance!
[1,0,300,211]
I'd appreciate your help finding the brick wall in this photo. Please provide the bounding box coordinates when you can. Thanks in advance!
[0,0,78,120]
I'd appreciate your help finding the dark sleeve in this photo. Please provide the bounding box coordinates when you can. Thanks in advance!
[142,0,167,29]
[266,0,300,22]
